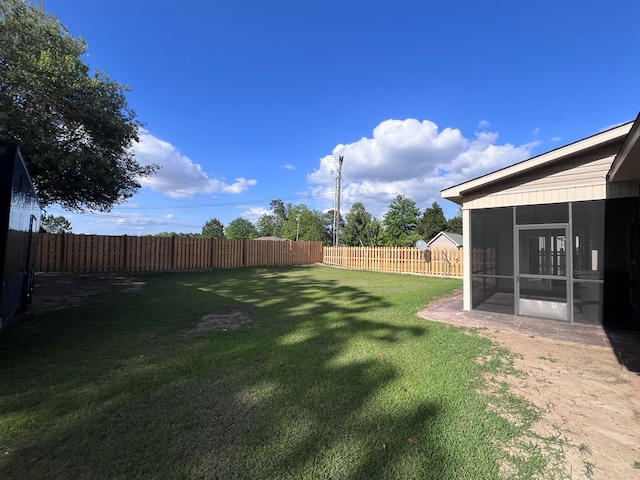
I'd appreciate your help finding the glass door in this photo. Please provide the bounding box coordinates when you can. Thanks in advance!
[517,226,570,321]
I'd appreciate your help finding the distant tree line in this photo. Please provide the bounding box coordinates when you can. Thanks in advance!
[37,196,461,246]
[186,196,461,247]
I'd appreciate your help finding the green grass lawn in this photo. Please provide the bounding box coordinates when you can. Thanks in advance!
[0,266,551,479]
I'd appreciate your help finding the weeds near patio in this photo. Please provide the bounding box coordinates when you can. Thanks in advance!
[1,266,569,479]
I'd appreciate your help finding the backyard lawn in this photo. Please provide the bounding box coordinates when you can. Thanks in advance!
[1,266,554,479]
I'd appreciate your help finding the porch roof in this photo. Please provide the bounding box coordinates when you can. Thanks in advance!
[441,118,637,205]
[608,111,640,182]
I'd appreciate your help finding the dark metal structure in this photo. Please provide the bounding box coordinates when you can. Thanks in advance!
[0,140,40,333]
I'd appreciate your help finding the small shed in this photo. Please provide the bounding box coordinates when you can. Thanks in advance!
[254,236,289,241]
[441,112,640,331]
[426,231,463,249]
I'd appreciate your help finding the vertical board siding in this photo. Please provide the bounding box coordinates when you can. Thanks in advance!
[36,234,323,273]
[323,246,463,277]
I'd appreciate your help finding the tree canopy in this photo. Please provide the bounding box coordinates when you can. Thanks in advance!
[39,213,71,234]
[343,202,383,246]
[304,210,332,244]
[418,202,448,241]
[256,214,278,237]
[0,0,156,211]
[382,195,421,246]
[201,218,224,238]
[225,217,258,239]
[446,207,463,235]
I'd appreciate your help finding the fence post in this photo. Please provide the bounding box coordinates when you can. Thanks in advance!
[171,235,176,270]
[242,239,247,267]
[59,233,66,272]
[122,235,127,271]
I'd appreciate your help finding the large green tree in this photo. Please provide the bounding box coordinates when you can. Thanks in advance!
[382,195,421,246]
[279,204,305,240]
[225,217,258,239]
[279,205,332,244]
[255,199,289,237]
[343,202,383,246]
[201,218,224,238]
[39,213,71,234]
[446,206,463,235]
[256,213,277,237]
[270,199,287,236]
[305,210,333,244]
[418,202,448,241]
[0,0,156,211]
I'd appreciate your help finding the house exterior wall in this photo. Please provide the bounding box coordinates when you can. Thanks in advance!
[444,120,640,329]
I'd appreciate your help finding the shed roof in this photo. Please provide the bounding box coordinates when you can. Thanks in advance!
[254,236,289,241]
[426,231,463,247]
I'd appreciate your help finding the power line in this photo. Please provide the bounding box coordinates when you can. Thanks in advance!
[44,190,336,231]
[44,208,204,229]
[113,191,334,210]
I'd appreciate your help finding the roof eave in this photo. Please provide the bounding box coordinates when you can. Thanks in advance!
[608,112,640,182]
[442,121,634,202]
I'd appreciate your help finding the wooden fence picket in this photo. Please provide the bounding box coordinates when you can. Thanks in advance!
[322,246,463,277]
[35,233,323,273]
[36,234,461,277]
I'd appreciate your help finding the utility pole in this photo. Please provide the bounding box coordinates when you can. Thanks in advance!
[333,155,343,247]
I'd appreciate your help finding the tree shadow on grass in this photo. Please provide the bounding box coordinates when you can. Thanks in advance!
[0,267,481,479]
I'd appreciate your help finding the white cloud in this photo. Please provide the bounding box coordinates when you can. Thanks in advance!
[478,119,490,129]
[165,213,176,219]
[308,118,536,218]
[532,127,541,136]
[550,136,562,142]
[240,206,270,221]
[132,130,257,198]
[281,164,295,170]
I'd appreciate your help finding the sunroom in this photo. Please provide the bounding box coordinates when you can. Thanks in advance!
[442,113,640,331]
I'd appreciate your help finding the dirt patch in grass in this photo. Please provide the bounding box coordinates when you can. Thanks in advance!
[187,308,254,334]
[484,330,640,480]
[29,272,146,312]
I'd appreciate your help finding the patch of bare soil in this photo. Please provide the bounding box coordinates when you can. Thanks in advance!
[485,330,640,479]
[29,272,146,312]
[187,308,254,334]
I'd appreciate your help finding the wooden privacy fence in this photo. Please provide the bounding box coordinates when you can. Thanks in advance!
[35,233,323,273]
[323,246,463,277]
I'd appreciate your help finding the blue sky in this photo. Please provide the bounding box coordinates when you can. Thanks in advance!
[41,0,640,235]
